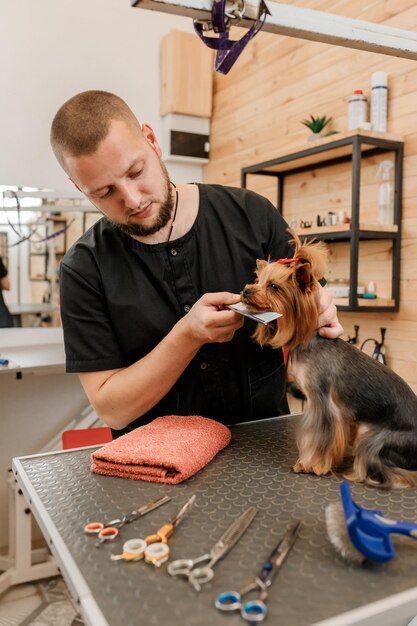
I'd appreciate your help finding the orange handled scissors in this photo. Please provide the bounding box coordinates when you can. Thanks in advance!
[110,494,196,566]
[84,495,171,545]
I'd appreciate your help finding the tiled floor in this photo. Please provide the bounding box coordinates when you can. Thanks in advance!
[2,574,417,626]
[0,576,78,626]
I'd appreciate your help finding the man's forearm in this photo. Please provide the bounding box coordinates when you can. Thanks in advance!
[79,292,243,430]
[90,321,201,429]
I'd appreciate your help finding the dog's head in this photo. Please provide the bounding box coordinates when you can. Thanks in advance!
[242,232,329,350]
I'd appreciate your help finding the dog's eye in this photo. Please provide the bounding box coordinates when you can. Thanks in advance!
[269,283,280,291]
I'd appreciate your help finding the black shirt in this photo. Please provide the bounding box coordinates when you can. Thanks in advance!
[0,257,13,328]
[60,184,293,435]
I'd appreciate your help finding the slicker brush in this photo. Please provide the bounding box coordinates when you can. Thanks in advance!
[325,501,366,565]
[325,481,417,565]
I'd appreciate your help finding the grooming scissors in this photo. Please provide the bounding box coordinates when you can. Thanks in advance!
[84,495,171,545]
[110,494,196,566]
[215,521,301,622]
[167,506,257,590]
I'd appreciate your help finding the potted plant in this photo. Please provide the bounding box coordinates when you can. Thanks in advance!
[301,115,336,141]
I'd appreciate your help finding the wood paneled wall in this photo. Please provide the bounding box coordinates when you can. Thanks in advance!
[204,0,417,391]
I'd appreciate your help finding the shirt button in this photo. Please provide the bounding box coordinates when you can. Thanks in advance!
[183,305,191,313]
[200,362,208,371]
[170,248,178,257]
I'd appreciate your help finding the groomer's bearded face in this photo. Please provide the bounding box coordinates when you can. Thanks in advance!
[65,119,174,238]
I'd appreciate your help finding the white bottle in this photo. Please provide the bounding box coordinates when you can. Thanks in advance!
[367,280,376,294]
[348,90,367,130]
[377,160,393,225]
[371,72,388,132]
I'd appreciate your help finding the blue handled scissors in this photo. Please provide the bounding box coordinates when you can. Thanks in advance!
[215,521,301,623]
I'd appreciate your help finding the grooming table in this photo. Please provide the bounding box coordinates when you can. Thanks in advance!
[12,415,417,626]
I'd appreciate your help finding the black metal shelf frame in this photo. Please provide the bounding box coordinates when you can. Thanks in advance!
[241,133,404,312]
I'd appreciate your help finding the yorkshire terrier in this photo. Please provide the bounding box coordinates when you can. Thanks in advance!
[242,233,417,488]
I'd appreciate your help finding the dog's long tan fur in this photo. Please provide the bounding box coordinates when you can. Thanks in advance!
[242,232,417,488]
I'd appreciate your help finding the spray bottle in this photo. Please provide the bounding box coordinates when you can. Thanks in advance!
[376,160,394,225]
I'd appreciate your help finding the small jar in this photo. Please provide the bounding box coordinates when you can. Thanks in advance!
[348,90,368,130]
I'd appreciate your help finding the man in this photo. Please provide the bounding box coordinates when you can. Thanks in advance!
[51,90,343,437]
[0,256,13,328]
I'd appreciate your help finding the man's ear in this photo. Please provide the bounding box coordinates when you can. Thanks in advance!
[295,262,312,291]
[141,123,162,158]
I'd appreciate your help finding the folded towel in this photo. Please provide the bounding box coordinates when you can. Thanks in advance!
[91,415,231,484]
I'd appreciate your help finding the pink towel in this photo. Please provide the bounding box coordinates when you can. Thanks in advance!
[91,415,231,484]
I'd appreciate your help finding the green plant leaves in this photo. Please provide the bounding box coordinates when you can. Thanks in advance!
[301,115,332,134]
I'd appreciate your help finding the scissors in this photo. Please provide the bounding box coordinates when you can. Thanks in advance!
[84,495,171,545]
[167,506,257,591]
[110,494,196,566]
[215,521,301,622]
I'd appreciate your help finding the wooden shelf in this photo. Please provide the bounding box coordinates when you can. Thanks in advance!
[242,129,403,176]
[242,131,403,313]
[334,297,395,308]
[295,224,398,237]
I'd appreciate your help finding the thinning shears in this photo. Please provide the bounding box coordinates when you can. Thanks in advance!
[215,521,301,622]
[84,495,171,545]
[110,494,196,566]
[167,507,257,590]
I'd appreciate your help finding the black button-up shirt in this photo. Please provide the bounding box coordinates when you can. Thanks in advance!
[60,184,293,436]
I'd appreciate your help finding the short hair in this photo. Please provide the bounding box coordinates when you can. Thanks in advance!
[50,90,141,169]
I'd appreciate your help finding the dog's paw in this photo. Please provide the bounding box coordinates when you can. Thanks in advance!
[293,460,333,476]
[292,461,309,474]
[342,470,360,483]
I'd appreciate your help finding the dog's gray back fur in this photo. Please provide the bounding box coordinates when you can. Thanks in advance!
[292,333,417,474]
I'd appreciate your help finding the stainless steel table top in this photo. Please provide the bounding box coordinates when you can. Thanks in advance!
[12,415,417,626]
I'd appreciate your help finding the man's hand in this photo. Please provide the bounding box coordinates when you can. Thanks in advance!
[180,292,244,346]
[317,285,343,339]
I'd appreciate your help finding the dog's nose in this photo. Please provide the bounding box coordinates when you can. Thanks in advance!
[242,288,252,298]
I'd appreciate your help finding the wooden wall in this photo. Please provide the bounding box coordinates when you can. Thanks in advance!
[204,0,417,391]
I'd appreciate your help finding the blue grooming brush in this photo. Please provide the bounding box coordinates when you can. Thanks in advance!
[340,480,417,563]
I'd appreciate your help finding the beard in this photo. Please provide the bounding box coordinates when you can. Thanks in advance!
[109,160,174,238]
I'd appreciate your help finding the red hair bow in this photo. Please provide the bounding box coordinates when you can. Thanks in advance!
[276,257,299,265]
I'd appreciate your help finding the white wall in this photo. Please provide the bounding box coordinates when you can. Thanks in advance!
[0,0,204,189]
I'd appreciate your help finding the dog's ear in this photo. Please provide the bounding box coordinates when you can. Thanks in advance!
[256,259,268,272]
[293,240,328,280]
[295,262,312,291]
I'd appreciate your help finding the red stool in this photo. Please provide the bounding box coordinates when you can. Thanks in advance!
[62,427,112,450]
